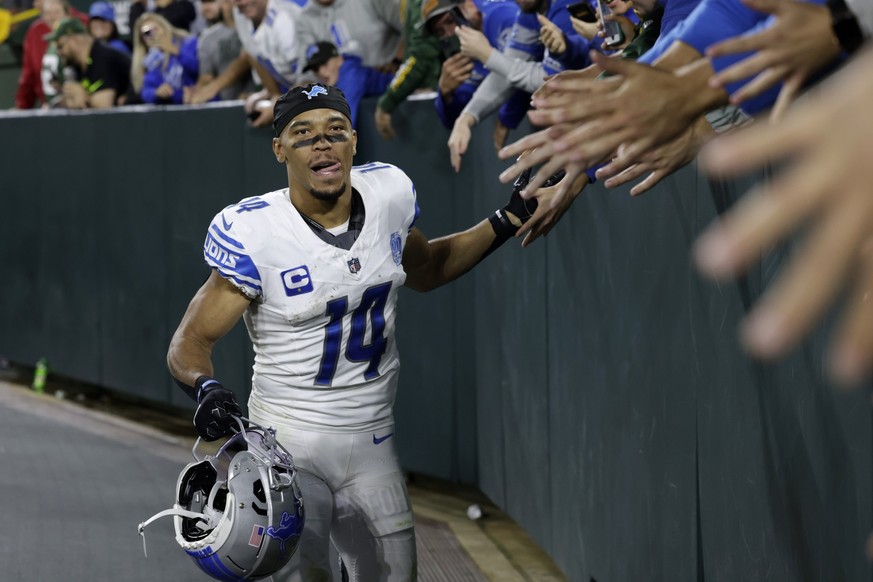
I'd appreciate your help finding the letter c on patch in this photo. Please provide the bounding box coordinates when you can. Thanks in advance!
[281,266,314,297]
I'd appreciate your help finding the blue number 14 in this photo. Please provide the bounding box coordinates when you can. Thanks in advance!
[315,282,392,386]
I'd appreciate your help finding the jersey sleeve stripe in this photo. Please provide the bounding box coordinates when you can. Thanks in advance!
[204,232,263,287]
[355,162,394,173]
[213,268,263,296]
[210,224,245,250]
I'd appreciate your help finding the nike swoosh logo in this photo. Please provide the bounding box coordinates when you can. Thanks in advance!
[222,214,234,230]
[372,432,394,445]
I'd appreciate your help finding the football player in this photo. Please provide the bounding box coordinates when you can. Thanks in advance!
[167,83,535,581]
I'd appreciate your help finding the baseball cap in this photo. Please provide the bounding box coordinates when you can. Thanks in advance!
[44,17,87,41]
[303,41,340,73]
[420,0,459,32]
[88,1,116,22]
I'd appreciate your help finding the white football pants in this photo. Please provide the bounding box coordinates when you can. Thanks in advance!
[250,406,417,582]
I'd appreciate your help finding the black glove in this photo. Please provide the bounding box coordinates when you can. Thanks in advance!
[193,376,243,441]
[489,168,567,239]
[502,168,539,227]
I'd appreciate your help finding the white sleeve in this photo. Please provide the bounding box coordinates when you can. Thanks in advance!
[203,208,263,299]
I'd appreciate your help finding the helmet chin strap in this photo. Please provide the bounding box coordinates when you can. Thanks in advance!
[137,507,214,558]
[191,415,253,462]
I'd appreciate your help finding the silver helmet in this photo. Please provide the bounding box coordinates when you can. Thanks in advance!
[139,419,305,581]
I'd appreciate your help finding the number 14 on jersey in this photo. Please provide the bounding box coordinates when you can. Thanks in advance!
[315,282,392,386]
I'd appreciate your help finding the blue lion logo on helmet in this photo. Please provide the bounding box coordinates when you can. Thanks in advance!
[266,510,303,556]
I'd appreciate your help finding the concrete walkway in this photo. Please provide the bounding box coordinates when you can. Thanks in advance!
[0,380,565,581]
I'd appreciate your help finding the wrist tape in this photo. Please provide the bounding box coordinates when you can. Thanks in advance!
[195,376,222,404]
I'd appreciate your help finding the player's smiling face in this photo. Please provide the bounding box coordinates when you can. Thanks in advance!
[274,108,357,202]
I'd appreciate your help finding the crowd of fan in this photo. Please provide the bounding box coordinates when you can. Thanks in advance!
[9,0,873,385]
[10,0,645,132]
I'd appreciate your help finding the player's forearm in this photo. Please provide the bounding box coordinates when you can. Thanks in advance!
[167,332,217,400]
[406,220,495,292]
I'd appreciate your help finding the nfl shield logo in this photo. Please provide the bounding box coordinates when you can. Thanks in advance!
[348,257,361,274]
[390,233,402,265]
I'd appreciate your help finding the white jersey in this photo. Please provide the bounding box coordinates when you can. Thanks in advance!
[234,0,306,90]
[203,163,419,433]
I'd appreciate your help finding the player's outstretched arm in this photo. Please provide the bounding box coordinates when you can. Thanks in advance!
[403,176,539,291]
[167,271,251,396]
[402,223,496,292]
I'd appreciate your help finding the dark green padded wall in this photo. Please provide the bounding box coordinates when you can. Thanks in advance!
[1,99,870,581]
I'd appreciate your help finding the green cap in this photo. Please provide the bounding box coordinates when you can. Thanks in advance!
[43,17,87,41]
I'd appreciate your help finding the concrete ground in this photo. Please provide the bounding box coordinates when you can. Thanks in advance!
[0,376,565,581]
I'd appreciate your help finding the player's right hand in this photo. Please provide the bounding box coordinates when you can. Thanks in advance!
[193,378,243,441]
[517,169,587,247]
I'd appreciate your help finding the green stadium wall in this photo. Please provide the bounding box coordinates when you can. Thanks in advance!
[0,98,870,581]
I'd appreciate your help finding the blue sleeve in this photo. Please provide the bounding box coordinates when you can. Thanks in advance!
[337,57,369,128]
[639,0,756,65]
[363,65,392,98]
[434,92,454,129]
[640,0,827,116]
[680,0,825,115]
[508,11,545,59]
[334,57,391,128]
[706,16,779,114]
[108,39,131,56]
[659,0,703,37]
[637,25,677,64]
[435,84,473,129]
[672,0,825,58]
[180,36,200,78]
[141,67,162,104]
[497,89,531,129]
[482,2,520,52]
[638,0,763,66]
[674,0,767,55]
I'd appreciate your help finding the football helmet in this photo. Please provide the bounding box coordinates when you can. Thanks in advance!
[138,418,304,581]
